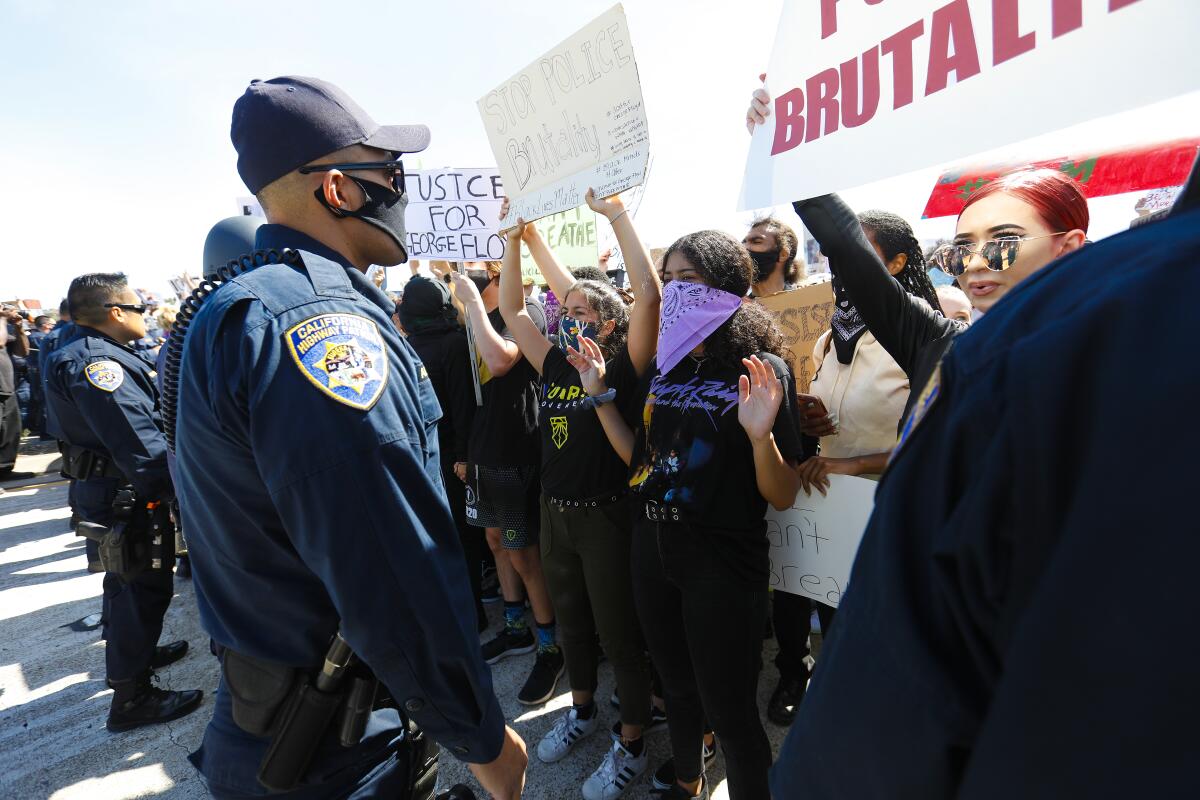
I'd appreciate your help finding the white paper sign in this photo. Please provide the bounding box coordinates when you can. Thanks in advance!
[478,3,649,228]
[403,168,507,262]
[767,475,876,608]
[741,0,1200,209]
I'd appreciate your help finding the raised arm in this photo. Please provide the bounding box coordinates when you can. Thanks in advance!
[585,189,661,376]
[497,221,553,375]
[447,271,522,378]
[500,196,576,301]
[792,194,959,377]
[567,336,635,465]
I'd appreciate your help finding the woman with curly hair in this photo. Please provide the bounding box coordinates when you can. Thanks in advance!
[570,228,802,800]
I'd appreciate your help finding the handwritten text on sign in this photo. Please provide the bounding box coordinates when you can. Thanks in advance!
[756,281,835,393]
[479,3,649,227]
[403,168,506,261]
[521,206,599,281]
[767,474,876,608]
[740,0,1200,208]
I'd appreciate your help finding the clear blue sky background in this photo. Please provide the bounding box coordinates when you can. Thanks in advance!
[1,0,1196,305]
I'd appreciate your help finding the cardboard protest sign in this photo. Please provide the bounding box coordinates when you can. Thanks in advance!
[922,136,1200,218]
[403,168,506,261]
[767,475,876,608]
[741,1,1200,208]
[478,4,649,228]
[520,206,600,283]
[756,281,835,393]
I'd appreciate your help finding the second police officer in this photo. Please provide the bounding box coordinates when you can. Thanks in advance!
[171,77,527,799]
[43,273,203,730]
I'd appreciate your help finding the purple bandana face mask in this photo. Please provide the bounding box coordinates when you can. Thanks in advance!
[656,280,743,374]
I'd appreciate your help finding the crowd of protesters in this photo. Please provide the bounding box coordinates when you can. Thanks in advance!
[16,73,1188,800]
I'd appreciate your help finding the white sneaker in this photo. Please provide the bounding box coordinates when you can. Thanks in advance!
[537,707,598,763]
[582,738,648,800]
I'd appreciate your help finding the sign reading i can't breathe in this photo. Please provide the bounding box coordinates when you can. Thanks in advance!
[478,3,649,229]
[740,0,1200,209]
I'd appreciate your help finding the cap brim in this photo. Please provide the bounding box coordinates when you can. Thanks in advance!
[365,123,430,155]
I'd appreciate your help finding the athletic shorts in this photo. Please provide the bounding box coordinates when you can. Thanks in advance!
[465,464,540,549]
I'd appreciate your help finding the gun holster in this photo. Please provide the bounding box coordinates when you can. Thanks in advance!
[74,489,175,580]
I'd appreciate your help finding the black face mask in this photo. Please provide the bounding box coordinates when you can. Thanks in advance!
[467,273,493,294]
[315,176,410,261]
[749,248,781,283]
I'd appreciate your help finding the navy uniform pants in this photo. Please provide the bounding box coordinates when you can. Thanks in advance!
[75,478,175,682]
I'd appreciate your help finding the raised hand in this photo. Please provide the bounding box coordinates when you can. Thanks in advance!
[746,73,771,134]
[738,355,783,442]
[585,187,625,221]
[447,270,482,306]
[566,336,608,397]
[506,217,528,242]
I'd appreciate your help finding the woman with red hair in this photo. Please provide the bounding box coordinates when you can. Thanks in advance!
[749,85,1089,415]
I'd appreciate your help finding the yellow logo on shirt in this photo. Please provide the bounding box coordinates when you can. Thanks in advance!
[550,416,569,449]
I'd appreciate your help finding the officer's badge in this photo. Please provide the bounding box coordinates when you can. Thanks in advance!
[286,313,389,410]
[891,361,941,463]
[84,360,124,392]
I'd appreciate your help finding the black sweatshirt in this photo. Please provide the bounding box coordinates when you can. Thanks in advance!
[792,194,967,417]
[406,326,475,465]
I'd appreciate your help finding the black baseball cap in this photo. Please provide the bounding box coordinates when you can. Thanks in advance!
[231,76,430,194]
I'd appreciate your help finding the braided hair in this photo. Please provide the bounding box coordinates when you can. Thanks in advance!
[858,210,943,315]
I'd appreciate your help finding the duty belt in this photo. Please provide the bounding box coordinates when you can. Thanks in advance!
[643,500,684,523]
[546,491,626,511]
[60,443,126,482]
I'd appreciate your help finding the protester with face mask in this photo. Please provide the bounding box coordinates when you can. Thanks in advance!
[571,229,802,800]
[399,276,485,629]
[743,217,803,298]
[172,76,526,799]
[448,256,564,708]
[498,188,662,800]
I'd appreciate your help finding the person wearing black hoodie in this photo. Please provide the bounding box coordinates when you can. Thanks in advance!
[398,276,485,629]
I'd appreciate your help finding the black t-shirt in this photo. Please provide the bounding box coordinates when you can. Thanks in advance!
[538,344,638,500]
[468,300,546,467]
[628,350,802,536]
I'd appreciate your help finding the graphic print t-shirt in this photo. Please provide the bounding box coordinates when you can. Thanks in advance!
[628,352,802,532]
[468,301,546,467]
[539,345,638,500]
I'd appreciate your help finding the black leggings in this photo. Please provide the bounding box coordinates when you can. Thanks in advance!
[631,518,771,800]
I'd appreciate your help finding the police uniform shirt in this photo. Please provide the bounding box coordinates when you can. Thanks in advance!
[42,325,171,501]
[176,225,505,780]
[770,205,1200,797]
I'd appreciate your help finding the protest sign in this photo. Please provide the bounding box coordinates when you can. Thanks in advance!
[767,474,876,608]
[478,4,649,228]
[741,0,1200,209]
[756,281,835,393]
[403,168,506,261]
[520,206,600,282]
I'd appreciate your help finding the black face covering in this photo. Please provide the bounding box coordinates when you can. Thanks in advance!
[749,248,781,284]
[315,176,410,261]
[467,273,493,294]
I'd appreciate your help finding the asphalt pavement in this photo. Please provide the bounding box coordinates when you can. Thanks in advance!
[0,440,805,799]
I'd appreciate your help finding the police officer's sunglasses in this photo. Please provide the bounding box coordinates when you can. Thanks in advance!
[931,232,1068,276]
[298,159,406,195]
[104,303,148,315]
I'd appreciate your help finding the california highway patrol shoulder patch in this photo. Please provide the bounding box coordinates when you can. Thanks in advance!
[286,313,389,410]
[84,360,124,392]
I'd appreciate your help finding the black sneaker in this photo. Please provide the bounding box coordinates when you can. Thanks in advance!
[517,647,565,705]
[480,567,501,604]
[106,675,204,733]
[651,737,716,791]
[149,640,189,670]
[767,671,809,726]
[609,704,667,739]
[481,625,535,664]
[650,776,707,798]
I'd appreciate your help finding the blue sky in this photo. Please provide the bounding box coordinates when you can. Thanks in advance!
[1,0,1196,305]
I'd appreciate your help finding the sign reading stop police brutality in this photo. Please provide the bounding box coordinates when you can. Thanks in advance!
[479,4,649,229]
[740,0,1200,208]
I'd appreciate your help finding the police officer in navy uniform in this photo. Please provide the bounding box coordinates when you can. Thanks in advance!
[768,165,1200,796]
[173,76,526,799]
[43,273,202,730]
